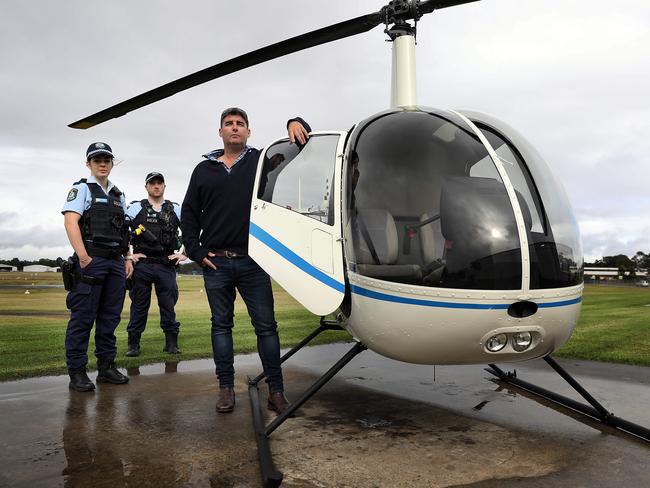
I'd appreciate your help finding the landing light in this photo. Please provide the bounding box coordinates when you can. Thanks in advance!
[485,333,508,352]
[512,331,533,352]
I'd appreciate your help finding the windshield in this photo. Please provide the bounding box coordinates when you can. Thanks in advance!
[344,108,523,290]
[469,113,584,288]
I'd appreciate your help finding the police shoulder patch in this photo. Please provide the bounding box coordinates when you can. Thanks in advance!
[67,188,78,202]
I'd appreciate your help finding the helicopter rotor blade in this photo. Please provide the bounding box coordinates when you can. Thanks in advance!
[68,12,383,129]
[69,0,481,129]
[419,0,481,14]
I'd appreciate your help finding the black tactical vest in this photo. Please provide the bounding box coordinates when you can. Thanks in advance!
[130,199,180,256]
[78,180,128,258]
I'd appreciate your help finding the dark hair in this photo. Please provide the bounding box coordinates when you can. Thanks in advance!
[220,107,249,127]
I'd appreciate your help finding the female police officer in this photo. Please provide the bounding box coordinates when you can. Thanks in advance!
[61,142,132,392]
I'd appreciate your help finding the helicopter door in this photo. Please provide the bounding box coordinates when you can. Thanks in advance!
[249,132,347,316]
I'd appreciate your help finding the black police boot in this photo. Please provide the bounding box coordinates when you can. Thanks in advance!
[96,358,129,384]
[163,331,181,354]
[125,332,141,357]
[68,368,95,392]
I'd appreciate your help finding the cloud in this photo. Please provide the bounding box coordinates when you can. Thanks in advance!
[0,212,19,226]
[0,225,68,250]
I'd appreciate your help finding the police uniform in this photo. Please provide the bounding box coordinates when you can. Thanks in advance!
[124,186,182,356]
[62,142,130,391]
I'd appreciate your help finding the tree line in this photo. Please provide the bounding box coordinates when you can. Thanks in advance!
[3,251,650,274]
[0,257,203,274]
[585,251,650,276]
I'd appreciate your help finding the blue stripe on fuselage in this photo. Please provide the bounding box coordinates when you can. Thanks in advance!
[350,284,582,310]
[249,222,345,293]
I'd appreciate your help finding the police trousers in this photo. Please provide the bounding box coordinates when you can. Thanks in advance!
[65,256,126,371]
[127,262,180,334]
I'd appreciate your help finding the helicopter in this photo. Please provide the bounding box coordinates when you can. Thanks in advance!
[69,0,648,485]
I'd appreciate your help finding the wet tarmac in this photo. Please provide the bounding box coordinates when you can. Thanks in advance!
[1,343,648,487]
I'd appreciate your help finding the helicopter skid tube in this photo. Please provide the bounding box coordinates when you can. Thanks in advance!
[248,325,367,487]
[485,359,650,443]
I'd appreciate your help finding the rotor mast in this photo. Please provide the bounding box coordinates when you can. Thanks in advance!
[384,1,421,108]
[388,24,417,108]
[385,0,480,108]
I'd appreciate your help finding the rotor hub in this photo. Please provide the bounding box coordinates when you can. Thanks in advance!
[382,0,420,40]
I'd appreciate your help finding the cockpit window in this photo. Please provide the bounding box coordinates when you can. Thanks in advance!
[259,135,338,225]
[475,122,583,288]
[344,109,523,290]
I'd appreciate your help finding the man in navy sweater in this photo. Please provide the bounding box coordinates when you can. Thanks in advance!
[181,107,310,414]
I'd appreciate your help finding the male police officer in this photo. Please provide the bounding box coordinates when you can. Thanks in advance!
[125,172,185,357]
[181,108,310,415]
[62,142,132,392]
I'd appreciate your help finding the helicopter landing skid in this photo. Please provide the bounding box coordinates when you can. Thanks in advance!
[248,318,367,488]
[485,357,650,443]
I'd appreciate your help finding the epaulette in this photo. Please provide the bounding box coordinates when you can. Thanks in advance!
[129,200,140,205]
[73,178,88,185]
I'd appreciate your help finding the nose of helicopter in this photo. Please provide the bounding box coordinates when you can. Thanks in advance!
[338,106,583,364]
[344,280,581,365]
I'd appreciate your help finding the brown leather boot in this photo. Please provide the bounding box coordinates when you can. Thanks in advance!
[216,387,235,413]
[267,391,290,415]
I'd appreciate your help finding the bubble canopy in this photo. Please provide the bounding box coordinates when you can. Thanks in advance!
[344,107,583,290]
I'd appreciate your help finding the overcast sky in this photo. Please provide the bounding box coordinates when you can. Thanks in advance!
[1,0,648,262]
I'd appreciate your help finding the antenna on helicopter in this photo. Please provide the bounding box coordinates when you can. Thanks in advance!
[68,1,480,129]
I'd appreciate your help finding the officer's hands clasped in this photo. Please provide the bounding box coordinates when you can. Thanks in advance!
[168,252,187,264]
[125,259,134,279]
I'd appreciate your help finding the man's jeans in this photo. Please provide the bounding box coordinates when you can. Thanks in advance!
[202,255,284,393]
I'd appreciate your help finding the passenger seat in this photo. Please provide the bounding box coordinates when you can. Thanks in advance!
[354,208,422,281]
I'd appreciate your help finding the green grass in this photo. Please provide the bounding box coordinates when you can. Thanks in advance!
[0,274,648,381]
[554,285,650,365]
[0,273,349,381]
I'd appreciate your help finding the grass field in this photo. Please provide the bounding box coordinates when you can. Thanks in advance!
[554,285,650,365]
[0,272,648,381]
[0,272,349,381]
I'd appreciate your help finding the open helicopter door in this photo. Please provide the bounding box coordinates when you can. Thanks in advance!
[249,132,347,316]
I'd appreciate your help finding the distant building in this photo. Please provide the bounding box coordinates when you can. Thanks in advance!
[584,267,620,281]
[22,264,58,273]
[0,264,17,272]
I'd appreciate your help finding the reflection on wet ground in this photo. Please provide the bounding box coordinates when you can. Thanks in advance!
[0,344,648,487]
